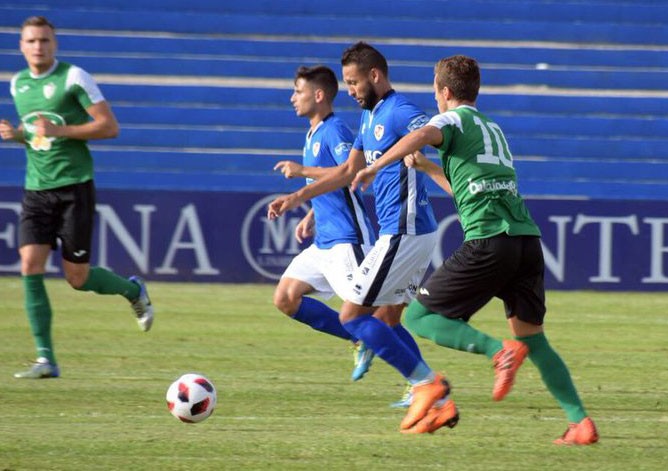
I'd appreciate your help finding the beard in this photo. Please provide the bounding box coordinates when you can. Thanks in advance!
[359,87,380,110]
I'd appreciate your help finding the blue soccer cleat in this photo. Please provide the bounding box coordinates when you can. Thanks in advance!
[390,382,413,408]
[351,342,374,381]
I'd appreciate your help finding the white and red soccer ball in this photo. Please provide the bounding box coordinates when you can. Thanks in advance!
[166,373,217,423]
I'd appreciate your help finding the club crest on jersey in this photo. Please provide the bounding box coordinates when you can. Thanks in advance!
[43,82,56,99]
[312,141,321,157]
[374,124,384,141]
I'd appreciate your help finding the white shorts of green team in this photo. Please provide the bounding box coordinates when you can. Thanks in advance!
[282,242,374,301]
[346,231,438,307]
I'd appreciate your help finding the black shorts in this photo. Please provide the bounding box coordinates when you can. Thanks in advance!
[19,180,96,264]
[417,234,546,325]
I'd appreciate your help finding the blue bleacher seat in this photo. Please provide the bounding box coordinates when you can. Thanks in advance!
[0,1,666,200]
[2,3,667,45]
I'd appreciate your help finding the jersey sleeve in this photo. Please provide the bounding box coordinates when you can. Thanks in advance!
[66,66,105,109]
[428,111,462,152]
[394,101,429,138]
[9,73,20,97]
[328,122,354,165]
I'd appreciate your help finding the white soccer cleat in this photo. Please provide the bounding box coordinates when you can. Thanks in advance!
[129,276,154,332]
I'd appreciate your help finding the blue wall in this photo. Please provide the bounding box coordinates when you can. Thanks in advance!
[1,187,666,291]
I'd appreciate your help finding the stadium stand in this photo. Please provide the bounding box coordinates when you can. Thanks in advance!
[1,0,667,200]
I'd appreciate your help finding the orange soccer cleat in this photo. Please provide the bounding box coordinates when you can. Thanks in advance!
[401,397,459,434]
[554,417,599,445]
[492,339,529,401]
[400,374,451,431]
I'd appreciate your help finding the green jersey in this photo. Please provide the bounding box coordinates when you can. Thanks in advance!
[10,60,104,190]
[428,105,541,240]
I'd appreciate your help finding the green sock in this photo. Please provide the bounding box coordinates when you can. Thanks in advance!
[23,274,56,364]
[404,300,502,358]
[78,267,139,301]
[517,332,587,423]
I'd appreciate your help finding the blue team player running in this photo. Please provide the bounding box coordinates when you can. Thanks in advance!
[272,65,377,379]
[268,43,456,434]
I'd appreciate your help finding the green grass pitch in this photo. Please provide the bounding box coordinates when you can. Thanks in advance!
[1,278,667,470]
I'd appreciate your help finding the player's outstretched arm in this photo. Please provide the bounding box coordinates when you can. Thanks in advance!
[267,149,365,219]
[274,160,337,180]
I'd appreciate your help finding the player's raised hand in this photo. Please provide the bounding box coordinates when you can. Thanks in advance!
[267,193,302,220]
[274,160,304,179]
[350,166,378,192]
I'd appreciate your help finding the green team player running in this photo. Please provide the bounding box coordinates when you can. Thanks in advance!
[0,16,154,379]
[352,55,598,444]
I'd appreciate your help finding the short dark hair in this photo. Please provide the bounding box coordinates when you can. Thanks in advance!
[21,16,55,32]
[294,65,339,102]
[434,55,480,102]
[341,41,388,77]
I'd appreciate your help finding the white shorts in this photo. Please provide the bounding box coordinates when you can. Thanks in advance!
[345,232,438,307]
[281,242,370,300]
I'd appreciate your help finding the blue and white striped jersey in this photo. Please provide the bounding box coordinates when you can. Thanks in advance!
[304,113,376,249]
[353,91,437,236]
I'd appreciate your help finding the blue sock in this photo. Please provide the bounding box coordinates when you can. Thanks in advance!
[393,324,424,362]
[407,361,433,385]
[292,297,355,341]
[343,315,428,379]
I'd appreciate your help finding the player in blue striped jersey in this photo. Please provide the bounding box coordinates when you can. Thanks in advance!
[269,44,457,434]
[272,66,377,380]
[354,89,436,237]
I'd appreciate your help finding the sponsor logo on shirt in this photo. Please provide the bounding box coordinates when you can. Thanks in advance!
[467,178,518,196]
[407,114,429,132]
[334,142,352,156]
[363,150,382,165]
[22,111,65,151]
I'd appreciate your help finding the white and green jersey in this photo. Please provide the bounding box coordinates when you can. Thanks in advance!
[427,105,541,240]
[10,60,104,190]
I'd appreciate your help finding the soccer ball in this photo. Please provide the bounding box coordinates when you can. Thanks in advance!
[166,373,217,423]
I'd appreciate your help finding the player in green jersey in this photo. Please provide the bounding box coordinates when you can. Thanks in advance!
[351,55,598,444]
[0,16,154,379]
